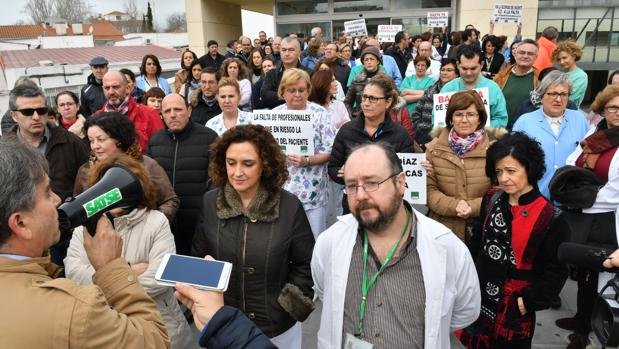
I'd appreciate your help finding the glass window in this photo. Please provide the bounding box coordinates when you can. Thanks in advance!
[276,22,332,41]
[333,18,390,39]
[392,17,441,36]
[277,1,328,15]
[392,0,451,9]
[333,0,388,13]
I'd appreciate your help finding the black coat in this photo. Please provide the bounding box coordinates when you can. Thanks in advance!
[146,121,218,255]
[80,74,106,117]
[384,45,410,79]
[328,114,415,184]
[1,109,16,134]
[199,306,277,349]
[192,186,315,338]
[189,90,222,125]
[332,57,352,94]
[259,61,312,109]
[198,53,226,72]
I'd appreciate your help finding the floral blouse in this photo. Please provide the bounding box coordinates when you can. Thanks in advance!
[205,109,253,136]
[273,102,336,210]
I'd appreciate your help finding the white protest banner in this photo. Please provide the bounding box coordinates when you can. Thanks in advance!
[397,153,427,205]
[344,19,368,37]
[377,24,402,43]
[493,3,523,24]
[427,11,449,28]
[252,110,315,155]
[432,87,491,128]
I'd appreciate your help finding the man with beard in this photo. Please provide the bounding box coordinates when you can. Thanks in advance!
[312,142,480,349]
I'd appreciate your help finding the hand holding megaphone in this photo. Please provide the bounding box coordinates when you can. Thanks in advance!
[82,215,123,271]
[58,164,144,236]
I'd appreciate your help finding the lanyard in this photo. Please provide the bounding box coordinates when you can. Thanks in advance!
[357,208,411,337]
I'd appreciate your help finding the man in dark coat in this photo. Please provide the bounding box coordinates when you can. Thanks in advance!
[147,94,218,255]
[190,67,222,125]
[198,40,226,72]
[260,36,311,109]
[384,31,411,78]
[323,42,351,94]
[2,84,89,265]
[80,56,109,117]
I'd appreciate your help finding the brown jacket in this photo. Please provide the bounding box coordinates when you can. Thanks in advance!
[0,256,170,348]
[74,155,179,222]
[493,64,540,90]
[1,123,89,202]
[425,128,492,240]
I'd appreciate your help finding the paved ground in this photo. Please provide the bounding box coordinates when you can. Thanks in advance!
[301,279,601,348]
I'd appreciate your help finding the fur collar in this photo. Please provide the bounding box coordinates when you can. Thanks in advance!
[216,183,280,222]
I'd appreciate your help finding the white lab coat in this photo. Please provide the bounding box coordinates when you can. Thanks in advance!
[311,208,481,349]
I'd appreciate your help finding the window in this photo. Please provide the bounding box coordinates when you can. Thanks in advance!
[277,1,328,15]
[392,0,451,9]
[333,0,388,12]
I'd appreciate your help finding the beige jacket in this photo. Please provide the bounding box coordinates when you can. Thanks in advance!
[425,128,492,240]
[0,256,169,348]
[64,208,192,349]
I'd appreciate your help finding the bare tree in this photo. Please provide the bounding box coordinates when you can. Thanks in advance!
[124,0,140,20]
[23,0,90,23]
[53,0,91,23]
[23,0,53,24]
[165,12,186,32]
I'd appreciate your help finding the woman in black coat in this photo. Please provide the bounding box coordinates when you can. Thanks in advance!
[481,35,505,80]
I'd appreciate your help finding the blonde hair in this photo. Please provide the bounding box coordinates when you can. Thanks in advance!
[277,68,312,99]
[218,77,240,96]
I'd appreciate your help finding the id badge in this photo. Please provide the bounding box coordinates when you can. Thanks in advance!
[344,333,374,349]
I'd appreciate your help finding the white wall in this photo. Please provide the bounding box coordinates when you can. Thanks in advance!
[0,36,93,51]
[116,33,188,49]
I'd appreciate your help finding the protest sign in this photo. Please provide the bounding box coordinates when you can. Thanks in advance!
[252,110,315,154]
[397,153,427,205]
[432,87,491,128]
[344,19,368,37]
[427,11,449,28]
[377,24,402,43]
[493,4,523,24]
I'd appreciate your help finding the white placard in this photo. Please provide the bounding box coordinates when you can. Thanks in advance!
[493,3,523,24]
[398,153,427,205]
[377,24,402,43]
[427,11,449,28]
[252,110,315,155]
[344,19,368,37]
[432,87,491,128]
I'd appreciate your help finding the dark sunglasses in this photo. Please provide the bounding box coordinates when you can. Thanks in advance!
[13,107,49,116]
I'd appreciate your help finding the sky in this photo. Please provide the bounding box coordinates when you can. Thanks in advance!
[0,0,274,37]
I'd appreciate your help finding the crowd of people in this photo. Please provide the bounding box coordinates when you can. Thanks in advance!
[0,22,618,349]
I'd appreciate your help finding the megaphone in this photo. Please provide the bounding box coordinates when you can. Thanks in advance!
[58,164,144,236]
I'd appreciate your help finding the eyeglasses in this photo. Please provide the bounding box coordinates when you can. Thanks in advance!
[285,87,308,95]
[545,92,569,100]
[13,107,49,116]
[452,112,479,120]
[440,68,456,72]
[343,173,398,195]
[280,48,297,53]
[415,64,428,68]
[58,102,76,108]
[516,50,537,56]
[604,105,619,114]
[361,94,388,103]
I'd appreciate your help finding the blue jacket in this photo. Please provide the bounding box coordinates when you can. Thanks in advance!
[136,75,172,94]
[199,306,277,349]
[512,108,589,198]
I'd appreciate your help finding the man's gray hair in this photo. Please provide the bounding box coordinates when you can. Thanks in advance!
[282,36,301,50]
[536,70,573,96]
[0,141,49,245]
[311,27,322,37]
[9,84,46,111]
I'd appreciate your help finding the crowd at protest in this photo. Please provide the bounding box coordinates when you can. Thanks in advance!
[1,20,619,349]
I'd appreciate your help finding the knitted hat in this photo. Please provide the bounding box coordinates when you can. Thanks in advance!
[360,46,381,61]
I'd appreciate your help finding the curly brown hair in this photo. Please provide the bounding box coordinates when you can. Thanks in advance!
[86,153,156,210]
[220,57,249,81]
[551,40,583,62]
[591,84,619,115]
[209,125,288,193]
